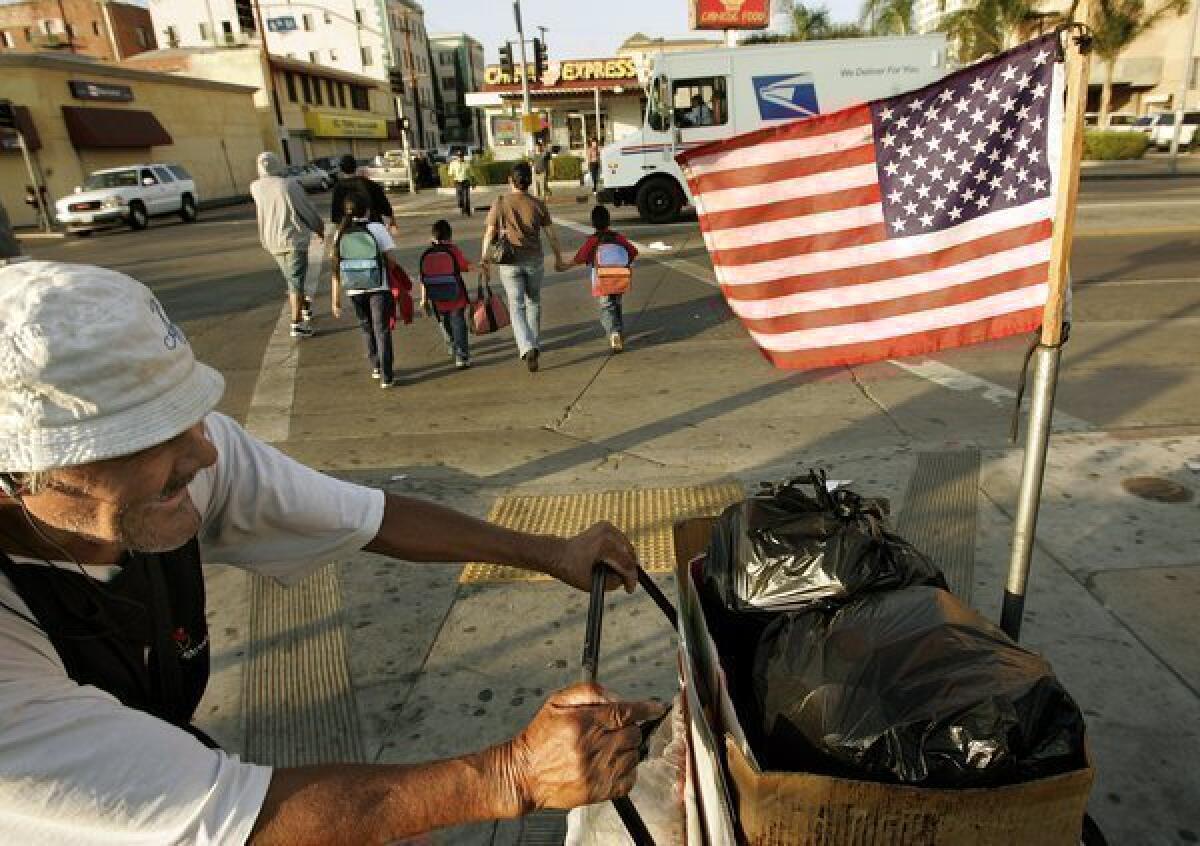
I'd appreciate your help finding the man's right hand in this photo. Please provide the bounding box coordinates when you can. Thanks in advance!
[500,683,666,813]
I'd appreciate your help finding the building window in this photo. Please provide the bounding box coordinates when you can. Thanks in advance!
[324,11,332,24]
[351,85,369,111]
[355,9,363,25]
[301,74,312,103]
[1,32,13,49]
[91,21,100,36]
[164,25,178,46]
[361,46,372,66]
[337,83,347,109]
[313,76,323,104]
[308,50,319,63]
[442,77,456,91]
[285,71,297,102]
[23,27,31,42]
[326,78,336,104]
[221,21,233,38]
[302,14,313,32]
[329,48,338,62]
[198,22,209,41]
[1192,58,1200,89]
[64,22,74,38]
[136,27,148,48]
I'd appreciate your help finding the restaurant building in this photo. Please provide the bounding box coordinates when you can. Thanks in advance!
[467,56,646,159]
[0,50,261,228]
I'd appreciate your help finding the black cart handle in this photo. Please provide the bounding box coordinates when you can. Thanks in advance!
[580,563,679,846]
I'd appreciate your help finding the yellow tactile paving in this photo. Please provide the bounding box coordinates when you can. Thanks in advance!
[459,483,744,583]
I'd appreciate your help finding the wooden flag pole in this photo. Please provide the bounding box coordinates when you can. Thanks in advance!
[1001,9,1093,641]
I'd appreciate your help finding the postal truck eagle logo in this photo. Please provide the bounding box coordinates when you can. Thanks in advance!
[753,73,820,120]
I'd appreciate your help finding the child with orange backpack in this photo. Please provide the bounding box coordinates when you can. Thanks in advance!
[418,219,472,369]
[562,205,637,352]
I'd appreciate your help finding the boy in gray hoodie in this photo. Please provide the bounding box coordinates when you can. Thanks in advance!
[250,152,325,337]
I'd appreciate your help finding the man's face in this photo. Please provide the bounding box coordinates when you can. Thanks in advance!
[20,424,217,553]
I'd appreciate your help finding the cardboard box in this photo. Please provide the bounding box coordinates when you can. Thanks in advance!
[673,517,1094,846]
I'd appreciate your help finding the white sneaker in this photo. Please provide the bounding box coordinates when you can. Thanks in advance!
[301,308,313,322]
[380,379,395,389]
[371,368,381,379]
[609,333,624,352]
[290,323,315,338]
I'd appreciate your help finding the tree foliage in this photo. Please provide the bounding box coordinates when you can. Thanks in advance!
[859,0,917,35]
[742,2,866,43]
[1090,0,1189,123]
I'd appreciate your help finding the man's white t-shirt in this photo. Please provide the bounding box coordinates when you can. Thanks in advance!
[0,412,386,845]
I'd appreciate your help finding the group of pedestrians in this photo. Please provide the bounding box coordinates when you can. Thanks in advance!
[251,151,636,388]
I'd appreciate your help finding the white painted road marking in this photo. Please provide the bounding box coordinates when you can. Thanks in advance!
[243,231,329,443]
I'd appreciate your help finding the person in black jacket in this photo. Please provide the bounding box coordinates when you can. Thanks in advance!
[330,154,396,233]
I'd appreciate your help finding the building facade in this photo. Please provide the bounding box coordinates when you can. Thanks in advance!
[0,0,156,61]
[146,0,439,149]
[0,51,260,228]
[429,32,484,148]
[125,47,399,165]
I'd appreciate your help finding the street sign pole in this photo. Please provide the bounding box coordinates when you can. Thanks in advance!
[1002,14,1092,641]
[15,131,51,233]
[251,0,289,164]
[513,0,534,154]
[1168,0,1200,173]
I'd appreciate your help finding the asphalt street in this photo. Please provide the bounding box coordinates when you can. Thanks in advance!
[19,174,1200,845]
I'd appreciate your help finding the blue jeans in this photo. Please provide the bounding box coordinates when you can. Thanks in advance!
[437,308,469,362]
[274,249,309,295]
[496,258,544,358]
[351,291,393,381]
[598,294,623,335]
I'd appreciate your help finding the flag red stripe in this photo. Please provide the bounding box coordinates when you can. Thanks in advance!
[691,144,876,195]
[711,222,889,267]
[760,307,1044,370]
[678,104,874,166]
[698,184,884,233]
[719,220,1053,301]
[739,265,1048,334]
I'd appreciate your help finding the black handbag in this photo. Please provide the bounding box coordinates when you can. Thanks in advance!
[487,195,516,265]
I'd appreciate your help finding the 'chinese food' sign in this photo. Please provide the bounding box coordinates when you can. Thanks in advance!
[689,0,770,29]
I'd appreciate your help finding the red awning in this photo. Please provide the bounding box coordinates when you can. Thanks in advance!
[61,106,173,148]
[0,106,41,152]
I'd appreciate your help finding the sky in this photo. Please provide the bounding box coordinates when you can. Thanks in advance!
[424,0,862,63]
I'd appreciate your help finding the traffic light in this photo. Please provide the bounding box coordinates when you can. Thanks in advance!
[234,0,256,34]
[0,101,16,131]
[532,38,548,82]
[498,42,514,78]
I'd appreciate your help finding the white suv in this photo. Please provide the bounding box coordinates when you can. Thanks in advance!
[1150,111,1200,150]
[56,163,199,235]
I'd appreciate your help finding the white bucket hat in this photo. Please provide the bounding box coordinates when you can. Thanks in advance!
[0,261,225,472]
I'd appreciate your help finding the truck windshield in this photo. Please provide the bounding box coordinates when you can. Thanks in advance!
[647,75,672,132]
[83,170,138,190]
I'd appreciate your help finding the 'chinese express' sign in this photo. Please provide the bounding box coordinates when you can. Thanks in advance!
[484,58,638,88]
[304,111,387,139]
[689,0,770,29]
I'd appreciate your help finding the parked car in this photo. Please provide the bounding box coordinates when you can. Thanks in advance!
[1129,115,1156,136]
[55,163,199,235]
[362,150,412,191]
[1150,111,1200,150]
[286,164,332,192]
[310,155,340,180]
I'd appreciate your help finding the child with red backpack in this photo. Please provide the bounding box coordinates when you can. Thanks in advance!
[419,219,472,369]
[563,205,637,352]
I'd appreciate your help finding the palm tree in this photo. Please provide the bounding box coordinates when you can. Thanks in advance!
[1091,0,1189,125]
[860,0,917,35]
[937,0,1052,62]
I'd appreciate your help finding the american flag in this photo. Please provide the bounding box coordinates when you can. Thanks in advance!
[677,35,1065,370]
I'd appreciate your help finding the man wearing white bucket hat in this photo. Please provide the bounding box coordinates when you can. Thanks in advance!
[0,261,662,845]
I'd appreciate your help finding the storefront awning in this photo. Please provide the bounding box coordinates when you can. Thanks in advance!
[61,106,172,148]
[0,106,41,152]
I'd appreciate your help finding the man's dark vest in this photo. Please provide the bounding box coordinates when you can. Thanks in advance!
[0,539,216,747]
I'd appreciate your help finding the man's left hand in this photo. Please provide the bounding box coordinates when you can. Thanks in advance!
[546,521,639,594]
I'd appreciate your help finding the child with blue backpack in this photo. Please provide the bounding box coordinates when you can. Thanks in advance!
[331,193,402,388]
[419,219,472,369]
[563,205,638,352]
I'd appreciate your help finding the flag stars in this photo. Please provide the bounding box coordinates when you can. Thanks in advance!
[900,171,917,187]
[940,116,957,134]
[912,153,929,170]
[1001,155,1017,170]
[1001,126,1016,142]
[975,193,991,209]
[970,107,987,125]
[880,105,895,121]
[897,142,913,158]
[1032,176,1048,192]
[916,183,932,199]
[970,77,986,93]
[892,218,908,232]
[929,164,945,181]
[889,189,904,203]
[1033,49,1049,65]
[1032,82,1048,98]
[1015,167,1029,182]
[1014,135,1032,152]
[1003,185,1018,201]
[1001,64,1019,82]
[882,131,897,147]
[954,97,971,114]
[908,98,924,111]
[985,87,1002,104]
[948,205,964,221]
[904,200,919,216]
[884,161,901,176]
[895,115,911,130]
[1002,96,1017,113]
[986,118,1003,134]
[956,128,972,145]
[938,89,955,103]
[931,194,948,211]
[919,212,935,227]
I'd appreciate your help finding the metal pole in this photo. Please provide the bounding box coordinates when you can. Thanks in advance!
[251,0,289,163]
[1001,347,1061,640]
[16,131,51,233]
[513,0,533,153]
[594,86,602,145]
[1001,7,1092,641]
[1169,0,1200,173]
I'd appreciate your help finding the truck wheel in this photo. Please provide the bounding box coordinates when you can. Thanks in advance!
[127,201,148,231]
[180,194,198,223]
[636,177,683,224]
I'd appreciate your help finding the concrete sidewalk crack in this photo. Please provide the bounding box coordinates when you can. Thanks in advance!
[539,425,670,468]
[848,366,909,438]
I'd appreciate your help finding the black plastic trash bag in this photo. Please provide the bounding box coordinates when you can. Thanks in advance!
[752,585,1087,786]
[704,470,946,613]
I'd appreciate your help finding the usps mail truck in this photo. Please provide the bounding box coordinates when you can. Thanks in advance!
[598,35,949,222]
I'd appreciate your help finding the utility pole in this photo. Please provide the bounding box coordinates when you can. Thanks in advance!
[1169,0,1200,173]
[512,0,534,154]
[250,0,290,164]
